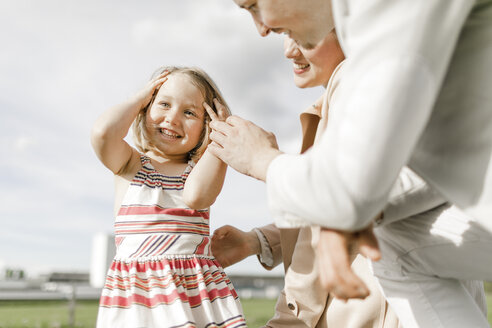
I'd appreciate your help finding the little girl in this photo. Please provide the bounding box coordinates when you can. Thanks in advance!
[91,66,246,327]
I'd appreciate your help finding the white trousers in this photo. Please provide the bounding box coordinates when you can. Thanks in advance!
[372,204,492,328]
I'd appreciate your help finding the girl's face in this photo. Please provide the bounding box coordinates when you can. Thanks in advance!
[283,30,344,88]
[145,73,205,161]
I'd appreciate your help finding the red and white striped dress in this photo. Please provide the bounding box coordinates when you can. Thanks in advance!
[97,155,246,328]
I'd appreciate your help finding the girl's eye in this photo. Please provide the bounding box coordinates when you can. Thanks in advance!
[184,110,197,117]
[160,102,170,108]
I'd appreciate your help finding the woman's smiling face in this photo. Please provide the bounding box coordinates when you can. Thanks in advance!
[283,30,345,89]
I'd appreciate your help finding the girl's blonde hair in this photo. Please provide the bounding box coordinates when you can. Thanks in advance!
[132,66,230,162]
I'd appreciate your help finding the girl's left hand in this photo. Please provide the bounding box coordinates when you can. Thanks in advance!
[203,98,230,122]
[133,71,170,110]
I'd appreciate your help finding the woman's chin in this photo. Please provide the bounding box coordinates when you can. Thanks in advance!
[294,79,312,89]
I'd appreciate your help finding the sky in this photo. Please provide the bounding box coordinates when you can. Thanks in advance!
[0,0,322,277]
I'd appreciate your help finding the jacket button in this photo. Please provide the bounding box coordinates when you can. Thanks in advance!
[287,303,296,311]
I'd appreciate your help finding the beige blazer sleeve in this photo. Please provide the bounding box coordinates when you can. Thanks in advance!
[265,227,329,328]
[257,224,283,270]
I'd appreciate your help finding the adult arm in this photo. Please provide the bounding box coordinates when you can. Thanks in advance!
[211,224,281,269]
[266,0,474,230]
[316,167,447,300]
[377,167,446,226]
[211,225,261,268]
[209,116,281,182]
[256,224,283,269]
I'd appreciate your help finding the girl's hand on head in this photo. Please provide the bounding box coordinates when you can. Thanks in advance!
[203,98,230,122]
[133,71,170,109]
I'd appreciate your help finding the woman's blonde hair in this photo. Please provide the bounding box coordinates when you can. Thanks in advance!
[132,66,230,162]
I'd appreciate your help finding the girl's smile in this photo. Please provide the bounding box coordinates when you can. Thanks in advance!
[158,127,182,139]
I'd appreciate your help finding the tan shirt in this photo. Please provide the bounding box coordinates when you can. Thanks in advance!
[257,62,399,328]
[259,224,398,328]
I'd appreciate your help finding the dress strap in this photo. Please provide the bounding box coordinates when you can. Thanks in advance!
[139,153,193,179]
[182,160,195,182]
[139,154,152,168]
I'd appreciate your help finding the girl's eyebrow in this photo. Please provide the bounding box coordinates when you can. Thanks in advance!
[156,96,201,109]
[155,94,172,102]
[183,102,200,109]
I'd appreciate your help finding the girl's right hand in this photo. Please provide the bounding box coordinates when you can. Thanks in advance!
[132,70,170,109]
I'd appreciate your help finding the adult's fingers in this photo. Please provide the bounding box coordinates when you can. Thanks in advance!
[210,120,234,136]
[225,115,248,127]
[317,229,370,300]
[207,141,225,161]
[357,228,381,261]
[209,130,228,148]
[319,255,370,300]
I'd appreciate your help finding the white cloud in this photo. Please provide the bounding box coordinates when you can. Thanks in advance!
[13,136,37,152]
[0,0,323,277]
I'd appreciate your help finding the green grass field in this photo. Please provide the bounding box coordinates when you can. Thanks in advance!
[0,298,276,328]
[1,292,492,327]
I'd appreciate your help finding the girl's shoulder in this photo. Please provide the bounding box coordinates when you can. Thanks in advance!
[113,150,143,216]
[117,148,144,180]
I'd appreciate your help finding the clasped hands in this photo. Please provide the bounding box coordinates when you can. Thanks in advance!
[211,223,382,301]
[316,225,381,301]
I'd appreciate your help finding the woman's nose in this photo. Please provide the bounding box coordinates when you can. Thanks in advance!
[254,19,271,37]
[283,37,300,59]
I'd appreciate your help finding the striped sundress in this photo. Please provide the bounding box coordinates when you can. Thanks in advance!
[97,155,246,328]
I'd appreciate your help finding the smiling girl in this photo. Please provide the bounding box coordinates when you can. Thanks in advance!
[91,66,245,327]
